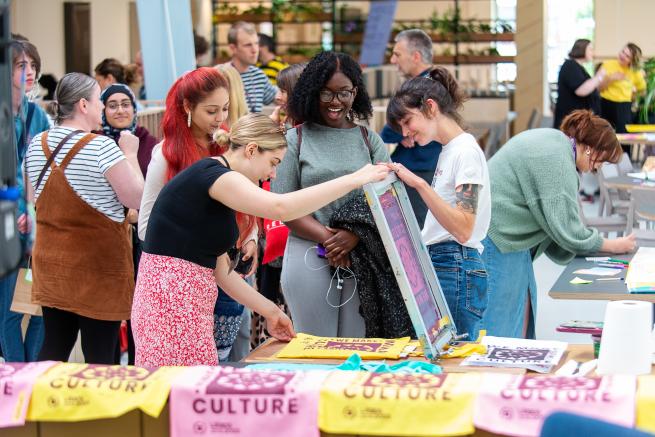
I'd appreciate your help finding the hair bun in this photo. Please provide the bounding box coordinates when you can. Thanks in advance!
[213,128,230,146]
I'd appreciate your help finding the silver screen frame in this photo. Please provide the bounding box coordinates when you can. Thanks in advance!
[363,173,456,360]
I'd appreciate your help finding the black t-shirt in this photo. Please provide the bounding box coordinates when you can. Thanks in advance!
[554,59,601,128]
[144,158,239,269]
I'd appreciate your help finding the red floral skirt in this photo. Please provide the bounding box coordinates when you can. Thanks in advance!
[131,252,218,366]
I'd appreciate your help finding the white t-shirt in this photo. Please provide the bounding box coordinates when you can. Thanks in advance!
[25,126,126,222]
[421,132,491,251]
[137,143,166,241]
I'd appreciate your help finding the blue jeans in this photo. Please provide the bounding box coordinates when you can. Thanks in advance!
[0,270,44,362]
[428,241,488,340]
[480,236,537,339]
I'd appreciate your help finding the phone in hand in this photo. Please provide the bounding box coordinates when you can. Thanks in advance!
[316,244,327,258]
[234,255,254,275]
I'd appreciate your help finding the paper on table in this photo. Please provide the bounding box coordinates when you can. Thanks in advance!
[627,172,655,180]
[570,277,592,285]
[573,267,621,276]
[586,256,610,262]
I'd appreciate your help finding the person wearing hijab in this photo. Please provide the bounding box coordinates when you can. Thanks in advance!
[98,83,158,364]
[100,83,158,177]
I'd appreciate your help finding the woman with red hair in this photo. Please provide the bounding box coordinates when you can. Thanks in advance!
[137,67,257,361]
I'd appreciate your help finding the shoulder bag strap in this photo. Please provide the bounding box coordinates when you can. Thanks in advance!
[359,125,374,163]
[296,123,303,158]
[35,129,83,191]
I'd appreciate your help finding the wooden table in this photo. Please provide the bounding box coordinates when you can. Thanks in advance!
[616,133,655,163]
[603,175,655,192]
[548,254,655,302]
[245,338,603,375]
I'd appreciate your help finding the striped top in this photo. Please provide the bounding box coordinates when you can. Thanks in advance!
[25,126,127,222]
[239,65,278,113]
[257,57,289,86]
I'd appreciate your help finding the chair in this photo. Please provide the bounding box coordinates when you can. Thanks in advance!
[625,188,655,247]
[597,163,630,217]
[526,108,542,130]
[578,175,627,236]
[540,412,654,437]
[617,152,636,175]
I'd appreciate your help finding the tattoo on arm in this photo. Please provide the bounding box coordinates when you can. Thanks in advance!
[455,184,480,214]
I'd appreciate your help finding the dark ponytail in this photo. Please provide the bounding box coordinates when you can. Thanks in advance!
[386,66,466,133]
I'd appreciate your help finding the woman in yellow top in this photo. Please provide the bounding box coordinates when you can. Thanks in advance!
[599,43,646,141]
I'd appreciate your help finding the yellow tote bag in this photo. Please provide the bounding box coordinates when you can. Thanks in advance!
[27,363,184,421]
[319,371,480,436]
[276,333,411,360]
[637,375,655,433]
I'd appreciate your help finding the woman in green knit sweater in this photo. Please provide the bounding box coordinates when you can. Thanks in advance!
[481,110,635,338]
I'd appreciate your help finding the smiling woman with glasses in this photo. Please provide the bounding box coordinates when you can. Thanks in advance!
[271,51,391,339]
[99,83,158,178]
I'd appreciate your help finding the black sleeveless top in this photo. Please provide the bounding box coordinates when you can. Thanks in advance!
[144,158,239,269]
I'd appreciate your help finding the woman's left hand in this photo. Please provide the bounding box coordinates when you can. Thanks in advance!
[265,308,296,342]
[323,228,359,259]
[240,239,258,278]
[387,162,426,189]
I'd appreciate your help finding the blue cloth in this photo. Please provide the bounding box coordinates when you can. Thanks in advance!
[428,241,487,340]
[540,412,654,437]
[336,354,442,374]
[246,354,443,374]
[0,269,44,362]
[480,236,537,339]
[213,287,245,362]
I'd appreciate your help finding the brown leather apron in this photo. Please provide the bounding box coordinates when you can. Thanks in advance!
[31,131,134,321]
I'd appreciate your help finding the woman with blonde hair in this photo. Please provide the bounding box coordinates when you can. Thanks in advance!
[215,63,249,128]
[131,113,389,366]
[599,42,646,142]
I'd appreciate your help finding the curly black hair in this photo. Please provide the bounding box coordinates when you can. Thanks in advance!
[287,51,373,125]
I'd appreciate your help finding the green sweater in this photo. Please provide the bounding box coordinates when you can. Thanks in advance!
[487,128,603,264]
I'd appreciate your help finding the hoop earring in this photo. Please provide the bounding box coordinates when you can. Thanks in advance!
[187,111,192,128]
[348,109,354,121]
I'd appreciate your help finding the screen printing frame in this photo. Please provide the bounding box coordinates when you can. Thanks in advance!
[364,173,456,360]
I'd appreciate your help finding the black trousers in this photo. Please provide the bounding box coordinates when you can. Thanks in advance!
[601,98,633,154]
[38,306,120,364]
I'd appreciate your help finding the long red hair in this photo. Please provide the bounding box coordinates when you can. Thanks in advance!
[161,67,256,246]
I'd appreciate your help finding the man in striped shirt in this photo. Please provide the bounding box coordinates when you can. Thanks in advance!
[257,33,289,86]
[228,22,277,113]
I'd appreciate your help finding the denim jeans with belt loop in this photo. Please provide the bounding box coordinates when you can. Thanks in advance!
[427,241,488,340]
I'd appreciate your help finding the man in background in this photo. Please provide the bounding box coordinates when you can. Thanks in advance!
[381,29,442,228]
[228,22,277,113]
[257,33,288,86]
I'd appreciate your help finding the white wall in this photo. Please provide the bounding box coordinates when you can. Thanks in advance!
[10,0,134,79]
[594,0,655,59]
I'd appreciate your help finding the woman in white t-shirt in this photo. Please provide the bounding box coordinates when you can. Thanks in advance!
[386,67,491,340]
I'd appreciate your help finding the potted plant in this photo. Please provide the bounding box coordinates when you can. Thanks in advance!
[636,57,655,123]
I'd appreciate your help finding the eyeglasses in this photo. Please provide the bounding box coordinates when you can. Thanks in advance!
[106,102,133,112]
[319,88,356,103]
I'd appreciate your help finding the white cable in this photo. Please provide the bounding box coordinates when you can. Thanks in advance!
[303,245,358,308]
